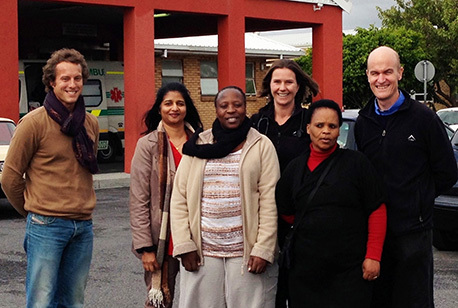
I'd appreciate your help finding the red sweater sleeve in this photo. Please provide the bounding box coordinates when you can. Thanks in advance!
[280,214,294,225]
[365,204,387,261]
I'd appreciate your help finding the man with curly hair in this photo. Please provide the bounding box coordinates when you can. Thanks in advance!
[2,48,99,308]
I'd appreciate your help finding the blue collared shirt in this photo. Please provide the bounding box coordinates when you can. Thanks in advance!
[374,91,405,116]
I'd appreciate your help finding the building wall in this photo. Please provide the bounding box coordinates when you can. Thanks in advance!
[155,55,269,129]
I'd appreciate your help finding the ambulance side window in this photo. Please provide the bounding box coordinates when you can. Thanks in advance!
[24,63,46,111]
[83,79,102,107]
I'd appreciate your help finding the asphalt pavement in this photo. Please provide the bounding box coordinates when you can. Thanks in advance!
[1,165,458,307]
[0,188,147,308]
[93,158,130,190]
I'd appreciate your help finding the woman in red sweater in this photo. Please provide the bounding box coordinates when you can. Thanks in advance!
[275,99,386,308]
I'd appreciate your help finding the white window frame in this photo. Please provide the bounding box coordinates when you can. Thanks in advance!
[200,60,218,95]
[162,60,183,85]
[246,62,256,95]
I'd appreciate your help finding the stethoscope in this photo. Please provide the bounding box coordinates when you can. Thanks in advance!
[256,108,305,138]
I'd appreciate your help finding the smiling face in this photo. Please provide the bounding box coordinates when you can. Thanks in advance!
[307,107,340,153]
[50,61,84,111]
[159,91,187,127]
[366,47,404,109]
[215,88,246,130]
[270,68,300,108]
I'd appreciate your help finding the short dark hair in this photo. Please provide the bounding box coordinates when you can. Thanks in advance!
[143,82,202,134]
[214,85,246,107]
[259,59,320,106]
[306,99,343,127]
[42,48,89,93]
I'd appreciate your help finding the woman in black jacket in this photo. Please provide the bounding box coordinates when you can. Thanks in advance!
[276,100,386,308]
[252,59,319,172]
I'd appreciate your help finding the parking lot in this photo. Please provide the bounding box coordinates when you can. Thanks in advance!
[1,187,457,307]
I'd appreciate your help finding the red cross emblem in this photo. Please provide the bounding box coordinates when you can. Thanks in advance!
[110,87,123,103]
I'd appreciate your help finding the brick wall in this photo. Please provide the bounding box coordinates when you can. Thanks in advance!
[155,55,269,129]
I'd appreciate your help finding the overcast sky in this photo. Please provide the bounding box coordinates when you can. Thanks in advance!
[343,0,397,30]
[258,1,399,44]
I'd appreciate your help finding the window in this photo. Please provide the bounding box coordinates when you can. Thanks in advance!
[24,63,47,110]
[200,61,218,95]
[200,61,256,95]
[162,60,183,85]
[82,79,103,107]
[0,121,15,145]
[246,62,256,95]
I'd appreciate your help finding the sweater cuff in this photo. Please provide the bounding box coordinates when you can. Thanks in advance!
[136,245,157,254]
[365,204,387,261]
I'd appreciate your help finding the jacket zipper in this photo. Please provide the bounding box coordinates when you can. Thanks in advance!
[380,129,386,144]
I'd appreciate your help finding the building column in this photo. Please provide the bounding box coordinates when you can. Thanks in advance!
[312,9,343,106]
[217,0,246,90]
[0,0,18,122]
[123,2,156,172]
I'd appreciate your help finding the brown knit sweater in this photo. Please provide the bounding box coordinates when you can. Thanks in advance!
[2,107,99,219]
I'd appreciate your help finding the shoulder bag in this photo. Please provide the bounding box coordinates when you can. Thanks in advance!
[278,154,338,269]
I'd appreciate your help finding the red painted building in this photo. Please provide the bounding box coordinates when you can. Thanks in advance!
[0,0,348,172]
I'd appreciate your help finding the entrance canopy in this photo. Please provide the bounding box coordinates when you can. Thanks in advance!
[2,0,347,171]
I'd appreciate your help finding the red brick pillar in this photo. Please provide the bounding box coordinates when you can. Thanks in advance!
[123,2,156,172]
[217,0,246,91]
[312,7,343,106]
[0,0,19,122]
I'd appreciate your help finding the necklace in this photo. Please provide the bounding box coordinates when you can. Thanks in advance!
[172,140,186,150]
[165,125,187,151]
[170,137,187,151]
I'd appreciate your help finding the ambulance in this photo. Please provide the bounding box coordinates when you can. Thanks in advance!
[18,61,125,163]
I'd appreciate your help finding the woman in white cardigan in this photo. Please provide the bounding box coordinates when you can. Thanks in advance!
[171,86,280,308]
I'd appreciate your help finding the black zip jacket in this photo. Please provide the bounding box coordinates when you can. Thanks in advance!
[355,90,457,236]
[251,103,310,173]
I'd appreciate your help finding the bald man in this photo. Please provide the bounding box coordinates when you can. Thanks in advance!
[355,46,457,308]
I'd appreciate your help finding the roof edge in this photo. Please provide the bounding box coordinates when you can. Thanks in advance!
[285,0,352,13]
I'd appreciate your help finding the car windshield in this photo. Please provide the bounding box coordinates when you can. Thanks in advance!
[0,121,15,145]
[445,124,454,140]
[338,121,351,148]
[438,110,458,125]
[452,130,458,146]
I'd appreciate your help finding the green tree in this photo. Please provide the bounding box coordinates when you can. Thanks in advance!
[378,0,458,107]
[295,48,312,76]
[342,26,426,108]
[296,27,427,109]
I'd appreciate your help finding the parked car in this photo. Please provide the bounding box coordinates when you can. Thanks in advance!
[444,123,455,140]
[338,109,359,150]
[433,129,458,250]
[0,117,16,198]
[339,109,458,251]
[437,107,458,131]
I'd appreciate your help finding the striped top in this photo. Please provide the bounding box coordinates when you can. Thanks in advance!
[201,149,244,258]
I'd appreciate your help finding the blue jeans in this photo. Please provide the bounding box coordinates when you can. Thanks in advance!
[24,213,93,308]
